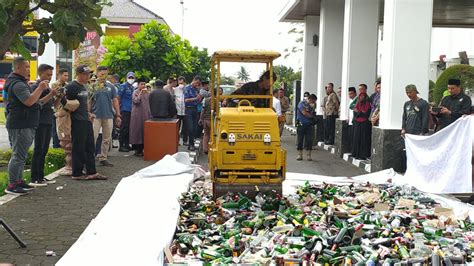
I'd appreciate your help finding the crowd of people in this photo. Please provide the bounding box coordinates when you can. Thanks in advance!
[2,58,188,195]
[295,78,472,162]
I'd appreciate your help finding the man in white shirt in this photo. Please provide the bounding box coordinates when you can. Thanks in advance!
[174,76,187,144]
[272,89,283,135]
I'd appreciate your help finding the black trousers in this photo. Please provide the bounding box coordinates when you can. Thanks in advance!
[31,124,52,182]
[297,123,314,150]
[51,119,60,148]
[324,115,336,145]
[119,111,131,147]
[71,120,96,177]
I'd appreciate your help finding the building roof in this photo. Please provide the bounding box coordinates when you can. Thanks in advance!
[279,0,474,28]
[101,0,167,25]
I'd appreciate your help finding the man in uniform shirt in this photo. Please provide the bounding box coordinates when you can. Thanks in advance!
[118,71,135,152]
[435,78,472,130]
[401,84,429,137]
[227,70,277,107]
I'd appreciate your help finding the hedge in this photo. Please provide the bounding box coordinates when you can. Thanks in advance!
[0,148,65,196]
[434,64,474,104]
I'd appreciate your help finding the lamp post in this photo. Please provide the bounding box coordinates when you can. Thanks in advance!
[180,0,184,38]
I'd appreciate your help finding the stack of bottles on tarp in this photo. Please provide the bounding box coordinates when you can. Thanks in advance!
[169,181,474,265]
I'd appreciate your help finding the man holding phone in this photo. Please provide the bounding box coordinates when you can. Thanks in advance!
[401,84,429,138]
[433,79,471,131]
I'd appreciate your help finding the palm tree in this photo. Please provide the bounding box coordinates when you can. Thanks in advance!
[236,66,250,82]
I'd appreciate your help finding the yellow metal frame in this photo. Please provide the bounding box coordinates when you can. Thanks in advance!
[209,50,285,187]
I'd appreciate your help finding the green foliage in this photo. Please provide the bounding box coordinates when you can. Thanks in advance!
[45,148,66,171]
[0,148,65,196]
[267,65,301,97]
[102,21,210,81]
[434,64,474,104]
[0,0,110,59]
[220,75,236,85]
[428,80,435,103]
[236,66,250,82]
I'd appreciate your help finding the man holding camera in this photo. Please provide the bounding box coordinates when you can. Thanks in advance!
[4,58,56,194]
[434,79,471,131]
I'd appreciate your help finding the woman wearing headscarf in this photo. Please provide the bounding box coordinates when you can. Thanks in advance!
[351,84,372,160]
[129,78,152,156]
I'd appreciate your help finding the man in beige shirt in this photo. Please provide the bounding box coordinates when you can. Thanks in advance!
[322,83,339,145]
[278,88,290,135]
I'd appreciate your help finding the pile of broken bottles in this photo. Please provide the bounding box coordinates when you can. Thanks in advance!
[169,181,474,265]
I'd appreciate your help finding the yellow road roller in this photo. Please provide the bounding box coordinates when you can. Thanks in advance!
[208,50,286,198]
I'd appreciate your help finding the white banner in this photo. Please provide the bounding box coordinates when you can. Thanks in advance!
[396,116,473,193]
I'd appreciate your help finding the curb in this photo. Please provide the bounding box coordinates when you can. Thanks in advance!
[285,125,372,173]
[284,125,297,135]
[342,153,372,173]
[0,167,65,206]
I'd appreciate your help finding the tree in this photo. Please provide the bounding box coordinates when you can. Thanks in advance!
[434,64,474,104]
[0,0,110,60]
[236,66,250,82]
[282,23,303,60]
[101,21,210,81]
[264,65,301,96]
[220,75,235,85]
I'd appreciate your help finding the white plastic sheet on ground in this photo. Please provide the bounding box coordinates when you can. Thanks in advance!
[395,116,473,193]
[57,153,473,265]
[56,152,202,266]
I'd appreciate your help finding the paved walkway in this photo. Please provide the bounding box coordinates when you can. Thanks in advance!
[0,130,363,265]
[0,149,154,265]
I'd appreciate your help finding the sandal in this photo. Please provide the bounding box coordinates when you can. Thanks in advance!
[85,173,108,180]
[71,175,87,180]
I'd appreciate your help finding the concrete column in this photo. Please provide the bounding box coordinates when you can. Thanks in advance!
[372,0,433,173]
[37,8,57,81]
[340,0,379,121]
[334,0,379,158]
[380,0,433,129]
[301,16,320,96]
[316,0,345,115]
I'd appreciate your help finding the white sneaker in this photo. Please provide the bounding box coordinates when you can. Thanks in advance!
[44,179,57,184]
[29,180,48,187]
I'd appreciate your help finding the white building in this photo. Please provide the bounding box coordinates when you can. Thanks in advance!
[279,0,474,172]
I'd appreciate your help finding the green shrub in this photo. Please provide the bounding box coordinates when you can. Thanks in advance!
[1,149,12,161]
[434,64,474,104]
[428,80,435,103]
[45,148,66,173]
[0,148,65,196]
[0,172,7,195]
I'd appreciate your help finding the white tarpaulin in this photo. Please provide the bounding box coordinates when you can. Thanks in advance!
[56,153,202,266]
[396,115,473,193]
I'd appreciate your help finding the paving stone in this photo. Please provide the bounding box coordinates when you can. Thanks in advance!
[0,149,154,262]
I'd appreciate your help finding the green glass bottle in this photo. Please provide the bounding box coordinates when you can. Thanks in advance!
[302,226,321,237]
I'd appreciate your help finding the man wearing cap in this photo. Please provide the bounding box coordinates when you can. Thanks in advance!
[65,65,106,180]
[401,84,429,137]
[118,71,135,152]
[149,79,177,119]
[435,79,472,130]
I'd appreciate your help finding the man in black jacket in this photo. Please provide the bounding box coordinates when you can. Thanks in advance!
[4,57,54,195]
[149,80,177,119]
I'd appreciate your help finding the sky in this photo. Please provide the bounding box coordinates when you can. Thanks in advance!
[134,0,302,80]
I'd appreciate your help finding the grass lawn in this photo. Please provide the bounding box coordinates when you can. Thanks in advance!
[0,107,5,125]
